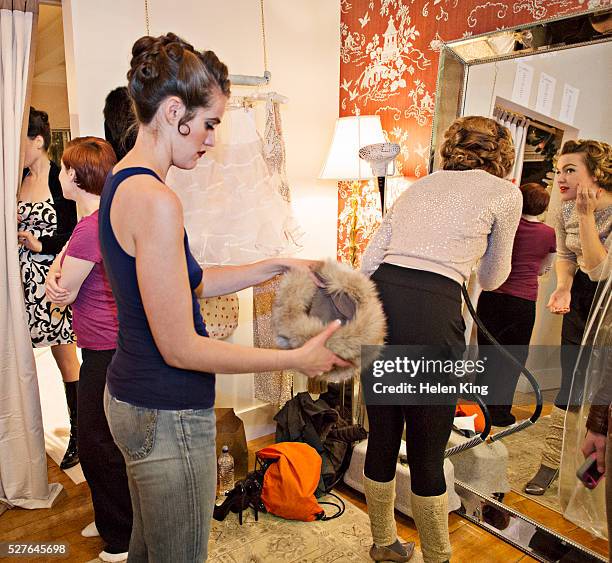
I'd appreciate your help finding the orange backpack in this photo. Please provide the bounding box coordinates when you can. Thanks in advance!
[256,442,325,522]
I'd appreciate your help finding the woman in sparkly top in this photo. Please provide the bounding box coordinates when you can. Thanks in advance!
[525,139,612,496]
[360,116,522,563]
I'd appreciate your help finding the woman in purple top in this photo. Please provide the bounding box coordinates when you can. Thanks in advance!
[45,137,131,563]
[476,182,556,427]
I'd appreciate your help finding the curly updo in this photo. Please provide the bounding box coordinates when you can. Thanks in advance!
[558,139,612,191]
[439,116,514,179]
[27,107,51,150]
[127,33,231,134]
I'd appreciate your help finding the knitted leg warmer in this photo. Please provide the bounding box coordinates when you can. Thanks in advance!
[363,474,397,547]
[410,491,451,563]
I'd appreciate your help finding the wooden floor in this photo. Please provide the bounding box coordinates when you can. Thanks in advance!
[0,432,608,562]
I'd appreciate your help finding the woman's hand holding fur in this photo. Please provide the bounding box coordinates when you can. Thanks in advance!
[274,258,325,287]
[294,320,351,377]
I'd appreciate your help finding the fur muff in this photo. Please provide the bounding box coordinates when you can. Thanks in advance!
[272,260,387,383]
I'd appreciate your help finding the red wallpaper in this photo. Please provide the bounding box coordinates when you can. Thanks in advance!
[337,0,604,264]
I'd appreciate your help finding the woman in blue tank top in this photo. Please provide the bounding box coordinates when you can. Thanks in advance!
[100,33,348,563]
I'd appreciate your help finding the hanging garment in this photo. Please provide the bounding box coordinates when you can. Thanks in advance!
[254,98,302,405]
[198,294,239,340]
[263,98,291,203]
[253,277,294,407]
[168,102,302,267]
[167,99,301,400]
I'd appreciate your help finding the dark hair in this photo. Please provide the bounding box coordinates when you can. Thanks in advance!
[27,107,51,151]
[62,137,117,196]
[520,182,550,215]
[127,33,230,135]
[103,87,137,160]
[558,139,612,192]
[439,116,515,179]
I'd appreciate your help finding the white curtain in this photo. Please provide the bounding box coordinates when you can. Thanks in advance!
[0,0,63,510]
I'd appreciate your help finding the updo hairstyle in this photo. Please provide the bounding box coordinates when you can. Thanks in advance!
[558,139,612,192]
[439,115,515,179]
[27,107,51,151]
[127,33,231,135]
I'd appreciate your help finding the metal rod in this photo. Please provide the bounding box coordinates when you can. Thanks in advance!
[230,71,271,86]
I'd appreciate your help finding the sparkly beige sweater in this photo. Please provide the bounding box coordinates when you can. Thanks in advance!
[555,200,612,281]
[361,169,522,290]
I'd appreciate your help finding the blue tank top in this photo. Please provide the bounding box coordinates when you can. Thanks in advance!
[99,167,215,409]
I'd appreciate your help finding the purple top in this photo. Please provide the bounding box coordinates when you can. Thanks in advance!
[62,210,118,350]
[494,218,556,302]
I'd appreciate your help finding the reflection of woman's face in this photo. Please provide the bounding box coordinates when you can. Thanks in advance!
[555,153,597,202]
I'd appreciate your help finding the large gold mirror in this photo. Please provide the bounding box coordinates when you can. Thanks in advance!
[430,7,611,562]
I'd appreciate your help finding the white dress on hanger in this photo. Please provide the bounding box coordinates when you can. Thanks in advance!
[167,102,302,266]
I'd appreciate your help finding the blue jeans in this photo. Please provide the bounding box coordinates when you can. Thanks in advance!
[104,387,216,562]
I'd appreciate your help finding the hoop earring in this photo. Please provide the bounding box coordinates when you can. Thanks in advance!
[178,122,190,136]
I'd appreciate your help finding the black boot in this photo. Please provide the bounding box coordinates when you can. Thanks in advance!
[60,381,79,470]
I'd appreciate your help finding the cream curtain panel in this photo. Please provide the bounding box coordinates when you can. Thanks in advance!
[0,0,62,511]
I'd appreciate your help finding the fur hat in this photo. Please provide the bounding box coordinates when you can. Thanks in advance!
[272,260,387,383]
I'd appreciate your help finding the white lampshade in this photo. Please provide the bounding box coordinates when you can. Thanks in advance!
[319,115,386,180]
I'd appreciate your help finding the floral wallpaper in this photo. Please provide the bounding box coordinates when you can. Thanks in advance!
[337,0,608,265]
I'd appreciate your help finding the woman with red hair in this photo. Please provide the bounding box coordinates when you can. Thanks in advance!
[45,137,131,562]
[476,182,556,427]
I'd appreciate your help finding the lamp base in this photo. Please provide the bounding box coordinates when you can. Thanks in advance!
[376,176,386,215]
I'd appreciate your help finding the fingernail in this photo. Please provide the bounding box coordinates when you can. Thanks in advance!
[335,319,342,325]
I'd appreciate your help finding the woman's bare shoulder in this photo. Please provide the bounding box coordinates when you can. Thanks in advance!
[113,173,184,238]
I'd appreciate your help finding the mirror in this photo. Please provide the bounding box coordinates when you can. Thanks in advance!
[430,8,611,561]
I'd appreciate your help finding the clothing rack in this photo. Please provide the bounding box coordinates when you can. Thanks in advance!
[229,71,272,86]
[494,105,560,135]
[493,105,528,128]
[229,91,289,109]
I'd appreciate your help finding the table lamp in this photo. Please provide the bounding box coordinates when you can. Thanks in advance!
[319,115,386,267]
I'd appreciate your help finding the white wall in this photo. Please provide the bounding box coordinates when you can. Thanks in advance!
[61,0,341,437]
[462,42,612,142]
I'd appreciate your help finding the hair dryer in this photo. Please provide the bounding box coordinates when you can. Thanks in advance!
[359,143,400,214]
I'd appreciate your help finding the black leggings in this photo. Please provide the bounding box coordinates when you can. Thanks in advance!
[365,403,457,496]
[476,291,536,411]
[555,270,598,410]
[364,265,464,497]
[78,348,132,552]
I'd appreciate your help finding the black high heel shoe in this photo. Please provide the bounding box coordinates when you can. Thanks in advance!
[524,464,559,496]
[213,473,265,525]
[213,482,247,522]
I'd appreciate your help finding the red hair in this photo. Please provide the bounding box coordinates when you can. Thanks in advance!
[520,183,550,215]
[62,136,117,196]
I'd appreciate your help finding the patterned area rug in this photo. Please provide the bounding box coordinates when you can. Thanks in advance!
[208,496,422,562]
[86,497,422,562]
[502,415,562,514]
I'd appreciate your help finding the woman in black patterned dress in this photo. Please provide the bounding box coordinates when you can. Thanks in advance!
[17,108,80,469]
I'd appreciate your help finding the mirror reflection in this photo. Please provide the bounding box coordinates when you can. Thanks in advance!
[432,18,611,560]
